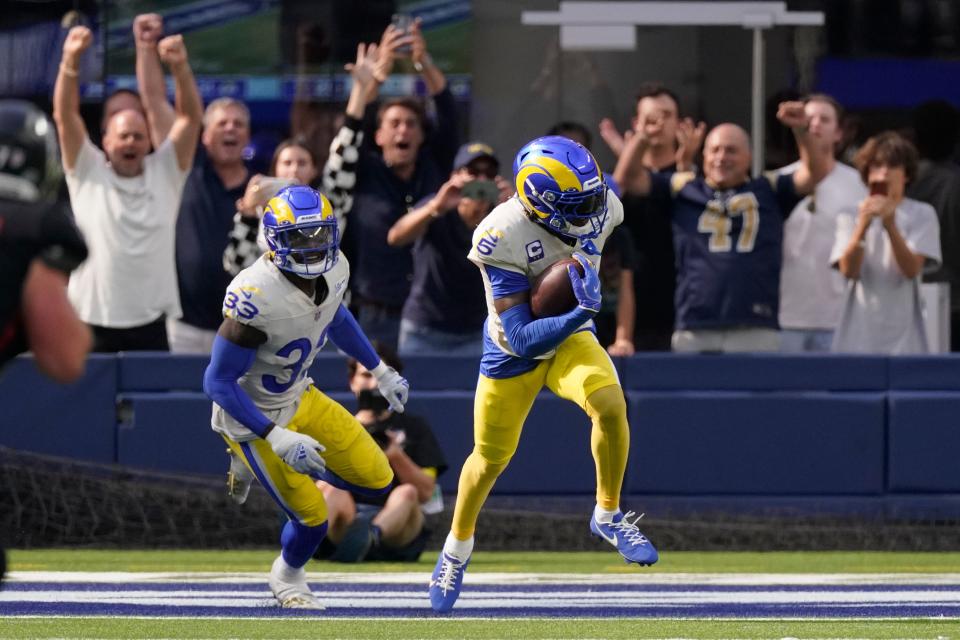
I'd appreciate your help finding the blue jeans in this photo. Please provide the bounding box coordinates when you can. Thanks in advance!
[779,328,835,353]
[356,303,402,352]
[398,318,482,356]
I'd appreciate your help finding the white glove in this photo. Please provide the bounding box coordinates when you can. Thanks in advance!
[265,426,326,475]
[372,361,409,413]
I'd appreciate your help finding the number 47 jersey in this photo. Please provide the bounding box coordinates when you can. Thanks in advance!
[659,170,801,331]
[211,252,350,442]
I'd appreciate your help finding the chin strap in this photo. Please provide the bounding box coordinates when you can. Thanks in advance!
[580,239,600,255]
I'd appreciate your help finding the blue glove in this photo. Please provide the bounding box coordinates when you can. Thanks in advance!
[568,253,601,314]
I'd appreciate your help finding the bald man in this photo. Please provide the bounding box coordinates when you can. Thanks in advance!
[54,25,202,352]
[613,104,830,352]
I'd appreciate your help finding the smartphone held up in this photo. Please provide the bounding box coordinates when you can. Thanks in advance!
[391,13,413,54]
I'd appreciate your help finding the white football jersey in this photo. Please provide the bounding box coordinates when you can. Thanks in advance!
[211,252,350,441]
[467,191,624,360]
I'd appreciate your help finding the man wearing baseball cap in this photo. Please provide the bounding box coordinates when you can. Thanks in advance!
[386,141,512,354]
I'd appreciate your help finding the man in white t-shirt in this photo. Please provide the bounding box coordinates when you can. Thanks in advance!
[53,26,202,352]
[778,94,868,352]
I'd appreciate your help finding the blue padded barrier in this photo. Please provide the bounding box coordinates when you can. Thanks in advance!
[0,355,117,462]
[404,391,596,494]
[888,356,960,390]
[117,352,483,394]
[117,392,224,474]
[887,392,960,492]
[118,353,207,392]
[15,351,960,513]
[396,355,480,390]
[625,391,886,494]
[305,354,352,392]
[620,354,888,391]
[117,391,355,475]
[308,354,482,391]
[117,392,353,475]
[403,392,474,492]
[119,353,355,393]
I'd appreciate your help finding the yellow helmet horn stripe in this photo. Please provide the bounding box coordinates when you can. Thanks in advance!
[318,193,336,221]
[515,164,551,219]
[533,156,585,192]
[266,197,296,225]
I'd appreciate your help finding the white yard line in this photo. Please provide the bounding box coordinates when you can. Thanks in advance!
[9,571,960,585]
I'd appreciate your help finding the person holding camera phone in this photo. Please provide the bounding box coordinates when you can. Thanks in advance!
[322,16,459,351]
[830,131,941,353]
[314,343,447,562]
[387,142,512,355]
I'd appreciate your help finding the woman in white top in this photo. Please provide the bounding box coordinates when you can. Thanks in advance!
[831,131,942,354]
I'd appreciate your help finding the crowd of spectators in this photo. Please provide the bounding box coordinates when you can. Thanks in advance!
[37,13,960,358]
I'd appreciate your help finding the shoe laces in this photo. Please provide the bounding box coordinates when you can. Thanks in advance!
[434,554,465,595]
[609,511,649,546]
[282,593,321,609]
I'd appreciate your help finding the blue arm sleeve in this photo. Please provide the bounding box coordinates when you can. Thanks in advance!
[203,335,273,437]
[327,304,380,370]
[485,264,530,298]
[499,302,595,359]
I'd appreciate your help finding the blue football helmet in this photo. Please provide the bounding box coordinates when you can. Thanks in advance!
[513,135,608,242]
[262,185,339,279]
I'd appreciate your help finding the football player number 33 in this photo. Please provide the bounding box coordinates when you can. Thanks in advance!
[697,193,759,253]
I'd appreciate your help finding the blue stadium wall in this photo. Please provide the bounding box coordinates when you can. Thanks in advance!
[4,353,960,517]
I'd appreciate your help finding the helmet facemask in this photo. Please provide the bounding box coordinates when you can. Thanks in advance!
[536,183,609,241]
[514,135,609,244]
[267,218,339,279]
[262,185,339,280]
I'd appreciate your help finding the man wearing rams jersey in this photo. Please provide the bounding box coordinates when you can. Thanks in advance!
[203,185,409,609]
[614,102,830,352]
[429,136,657,613]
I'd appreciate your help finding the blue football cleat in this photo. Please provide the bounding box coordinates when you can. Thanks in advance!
[590,510,659,566]
[428,551,470,612]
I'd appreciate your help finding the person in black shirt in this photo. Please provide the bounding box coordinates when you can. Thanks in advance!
[605,84,705,350]
[0,99,91,587]
[387,142,511,355]
[323,22,459,350]
[0,100,90,380]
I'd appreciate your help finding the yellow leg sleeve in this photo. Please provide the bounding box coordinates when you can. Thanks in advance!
[450,367,545,540]
[583,384,629,511]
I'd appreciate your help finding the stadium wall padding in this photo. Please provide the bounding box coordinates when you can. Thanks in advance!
[3,352,960,500]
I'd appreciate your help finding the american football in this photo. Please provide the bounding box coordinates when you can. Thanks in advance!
[529,257,584,318]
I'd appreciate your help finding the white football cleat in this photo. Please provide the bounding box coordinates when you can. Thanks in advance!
[226,449,254,505]
[268,555,323,609]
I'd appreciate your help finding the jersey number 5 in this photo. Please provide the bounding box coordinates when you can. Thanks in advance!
[697,193,759,253]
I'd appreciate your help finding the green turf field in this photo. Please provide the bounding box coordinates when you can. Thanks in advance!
[12,548,960,573]
[5,549,960,639]
[1,618,957,640]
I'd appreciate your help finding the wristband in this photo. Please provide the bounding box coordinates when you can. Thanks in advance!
[59,63,78,78]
